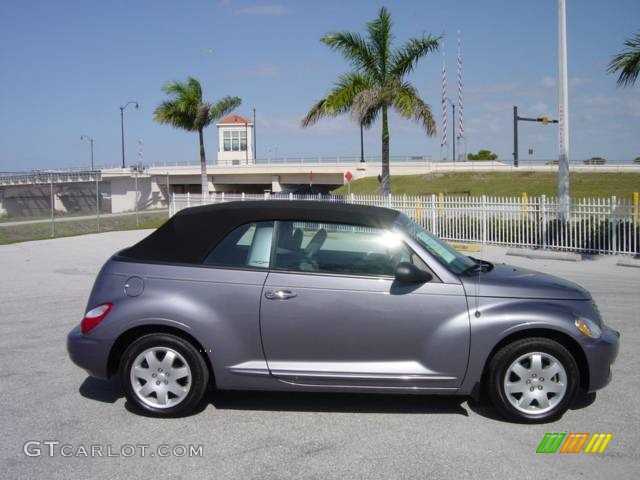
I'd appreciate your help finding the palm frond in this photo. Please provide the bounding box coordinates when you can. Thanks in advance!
[607,32,640,87]
[392,82,436,136]
[366,6,393,79]
[322,31,380,80]
[301,98,329,127]
[207,96,242,124]
[302,72,373,127]
[391,36,440,77]
[153,100,197,131]
[155,78,241,132]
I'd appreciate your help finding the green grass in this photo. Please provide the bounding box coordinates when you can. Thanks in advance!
[0,212,168,245]
[333,172,640,198]
[0,210,104,223]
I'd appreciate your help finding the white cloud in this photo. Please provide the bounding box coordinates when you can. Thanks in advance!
[234,4,287,16]
[541,76,590,88]
[530,102,550,115]
[570,77,588,87]
[466,82,518,95]
[248,64,281,77]
[541,76,556,88]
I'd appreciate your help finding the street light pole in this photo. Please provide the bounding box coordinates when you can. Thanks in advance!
[120,101,139,169]
[80,135,94,170]
[360,123,364,163]
[557,0,571,221]
[513,106,519,167]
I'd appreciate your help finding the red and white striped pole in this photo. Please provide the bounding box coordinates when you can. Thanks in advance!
[441,44,448,159]
[456,30,464,160]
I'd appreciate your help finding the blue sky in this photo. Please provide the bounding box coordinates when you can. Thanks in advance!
[1,0,639,171]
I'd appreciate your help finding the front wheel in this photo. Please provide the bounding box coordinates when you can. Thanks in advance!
[488,338,579,423]
[120,333,209,417]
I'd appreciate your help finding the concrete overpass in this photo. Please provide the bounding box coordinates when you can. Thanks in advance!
[1,158,639,217]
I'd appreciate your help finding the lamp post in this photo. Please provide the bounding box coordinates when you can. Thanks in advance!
[120,101,139,169]
[360,123,365,163]
[80,135,94,170]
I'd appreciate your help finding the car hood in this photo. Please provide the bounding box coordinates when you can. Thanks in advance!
[460,263,591,300]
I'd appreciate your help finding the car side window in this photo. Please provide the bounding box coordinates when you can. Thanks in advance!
[203,221,274,269]
[273,221,423,277]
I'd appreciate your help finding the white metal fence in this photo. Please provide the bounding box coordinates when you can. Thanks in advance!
[169,193,640,255]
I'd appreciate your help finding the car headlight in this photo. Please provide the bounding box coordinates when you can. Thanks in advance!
[575,318,602,339]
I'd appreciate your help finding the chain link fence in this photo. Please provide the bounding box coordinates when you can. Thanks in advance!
[0,175,169,244]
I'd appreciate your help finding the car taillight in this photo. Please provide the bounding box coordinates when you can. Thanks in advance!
[80,303,112,334]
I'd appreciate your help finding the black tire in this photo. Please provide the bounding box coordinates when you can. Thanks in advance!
[488,337,579,423]
[119,333,209,417]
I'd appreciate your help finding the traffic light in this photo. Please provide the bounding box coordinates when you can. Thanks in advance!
[535,116,558,125]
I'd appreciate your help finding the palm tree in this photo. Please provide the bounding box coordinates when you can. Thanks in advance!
[608,31,640,87]
[154,77,241,198]
[302,7,439,194]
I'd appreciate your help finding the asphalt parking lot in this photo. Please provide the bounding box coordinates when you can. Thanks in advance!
[1,230,638,479]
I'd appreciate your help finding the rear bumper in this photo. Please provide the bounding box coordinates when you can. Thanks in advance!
[67,326,112,379]
[583,326,620,392]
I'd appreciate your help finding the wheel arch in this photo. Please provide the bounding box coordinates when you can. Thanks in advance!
[107,324,215,386]
[479,328,589,393]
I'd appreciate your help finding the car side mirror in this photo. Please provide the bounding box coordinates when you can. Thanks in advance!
[394,262,433,283]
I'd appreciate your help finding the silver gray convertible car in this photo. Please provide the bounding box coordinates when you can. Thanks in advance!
[67,201,619,422]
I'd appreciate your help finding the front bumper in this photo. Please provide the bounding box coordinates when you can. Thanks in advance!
[67,325,112,379]
[583,326,620,392]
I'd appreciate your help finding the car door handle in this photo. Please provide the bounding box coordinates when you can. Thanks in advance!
[264,290,297,300]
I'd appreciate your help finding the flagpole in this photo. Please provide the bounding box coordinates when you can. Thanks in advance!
[456,30,464,162]
[441,42,448,160]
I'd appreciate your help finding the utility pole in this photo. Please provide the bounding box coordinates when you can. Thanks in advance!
[120,101,139,169]
[558,0,571,221]
[253,108,257,162]
[244,120,249,164]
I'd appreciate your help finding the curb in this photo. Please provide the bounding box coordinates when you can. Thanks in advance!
[616,257,640,268]
[506,248,581,262]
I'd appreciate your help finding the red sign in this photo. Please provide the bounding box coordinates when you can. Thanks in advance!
[344,171,353,182]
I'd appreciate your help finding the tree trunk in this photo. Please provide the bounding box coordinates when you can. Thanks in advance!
[381,106,390,195]
[198,128,208,200]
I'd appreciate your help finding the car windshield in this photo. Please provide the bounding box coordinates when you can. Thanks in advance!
[396,214,476,275]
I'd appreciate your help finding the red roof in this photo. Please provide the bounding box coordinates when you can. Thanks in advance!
[217,114,251,125]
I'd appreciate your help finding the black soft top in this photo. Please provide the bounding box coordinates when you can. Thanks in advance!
[118,200,401,264]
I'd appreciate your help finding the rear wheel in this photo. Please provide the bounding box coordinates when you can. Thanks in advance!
[120,333,209,417]
[488,338,579,423]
